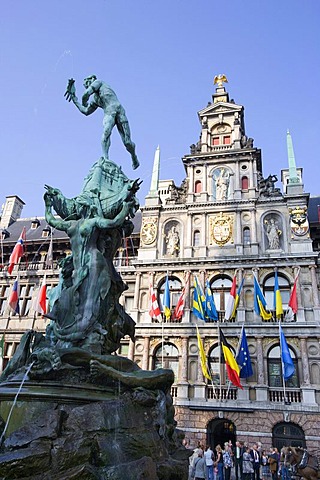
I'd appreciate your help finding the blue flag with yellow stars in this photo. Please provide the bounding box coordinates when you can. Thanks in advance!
[236,326,253,378]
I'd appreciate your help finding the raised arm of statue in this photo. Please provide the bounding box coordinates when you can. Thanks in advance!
[64,78,98,116]
[44,188,70,233]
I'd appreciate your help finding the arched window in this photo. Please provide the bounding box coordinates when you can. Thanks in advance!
[158,277,182,320]
[243,227,251,245]
[195,180,202,193]
[263,274,291,316]
[210,276,233,316]
[272,422,305,450]
[241,176,249,190]
[268,345,299,388]
[208,344,221,385]
[193,230,200,247]
[153,342,179,381]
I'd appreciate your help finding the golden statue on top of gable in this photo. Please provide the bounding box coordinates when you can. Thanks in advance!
[213,74,228,88]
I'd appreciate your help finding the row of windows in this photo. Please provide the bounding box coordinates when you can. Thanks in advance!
[153,342,301,388]
[152,274,292,319]
[194,176,248,194]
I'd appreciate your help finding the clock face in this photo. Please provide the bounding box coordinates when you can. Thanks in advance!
[141,221,157,245]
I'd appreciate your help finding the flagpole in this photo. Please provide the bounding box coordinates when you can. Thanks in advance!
[225,323,244,400]
[279,320,288,405]
[218,324,222,401]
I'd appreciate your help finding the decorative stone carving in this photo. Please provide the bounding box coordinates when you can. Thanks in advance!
[209,212,234,246]
[289,206,309,237]
[141,217,158,246]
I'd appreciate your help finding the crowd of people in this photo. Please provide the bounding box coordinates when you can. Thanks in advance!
[186,440,291,480]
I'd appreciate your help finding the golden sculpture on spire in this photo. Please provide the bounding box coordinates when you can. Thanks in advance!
[213,74,228,88]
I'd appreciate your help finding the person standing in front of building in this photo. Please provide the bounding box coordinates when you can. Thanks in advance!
[268,448,278,480]
[191,449,208,480]
[215,445,224,480]
[250,444,261,480]
[242,447,254,480]
[223,442,233,480]
[235,441,244,480]
[261,450,271,480]
[204,445,214,480]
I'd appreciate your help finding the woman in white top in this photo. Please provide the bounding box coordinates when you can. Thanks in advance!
[204,445,214,480]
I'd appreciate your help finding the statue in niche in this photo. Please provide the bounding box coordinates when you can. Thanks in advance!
[265,217,282,249]
[215,168,230,201]
[166,225,180,257]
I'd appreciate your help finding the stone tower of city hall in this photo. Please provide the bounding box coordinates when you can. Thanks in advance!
[0,77,319,449]
[130,76,320,449]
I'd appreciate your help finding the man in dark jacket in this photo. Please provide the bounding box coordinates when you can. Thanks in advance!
[250,443,261,480]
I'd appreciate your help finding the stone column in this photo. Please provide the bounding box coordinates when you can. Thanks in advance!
[255,336,268,401]
[299,337,310,385]
[128,339,135,361]
[142,336,150,370]
[187,167,195,203]
[177,336,190,399]
[203,165,207,193]
[309,266,320,307]
[181,337,189,382]
[256,337,264,385]
[133,272,142,309]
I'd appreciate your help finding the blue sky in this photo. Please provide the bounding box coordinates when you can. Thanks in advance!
[1,0,319,218]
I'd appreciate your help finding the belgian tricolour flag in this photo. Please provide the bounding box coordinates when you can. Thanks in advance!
[220,329,243,389]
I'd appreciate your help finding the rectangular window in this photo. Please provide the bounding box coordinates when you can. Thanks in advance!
[212,137,219,145]
[223,136,231,144]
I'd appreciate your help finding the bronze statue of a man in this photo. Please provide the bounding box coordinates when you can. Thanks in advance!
[65,75,139,170]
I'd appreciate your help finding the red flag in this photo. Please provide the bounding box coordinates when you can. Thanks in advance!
[37,277,47,314]
[172,286,186,320]
[8,227,26,275]
[149,283,161,320]
[224,275,237,321]
[8,278,20,314]
[285,278,298,321]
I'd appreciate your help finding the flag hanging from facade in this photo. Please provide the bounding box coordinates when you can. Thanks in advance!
[196,326,211,380]
[193,276,205,321]
[253,274,272,320]
[285,277,298,321]
[8,227,26,275]
[224,275,237,321]
[274,271,283,319]
[45,235,53,268]
[279,323,295,380]
[36,276,47,315]
[149,282,162,321]
[163,275,171,320]
[236,326,253,378]
[173,279,188,321]
[231,277,244,320]
[204,280,218,321]
[8,278,20,314]
[220,329,243,388]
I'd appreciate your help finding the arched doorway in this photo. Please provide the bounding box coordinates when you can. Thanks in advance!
[272,422,306,450]
[207,418,236,449]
